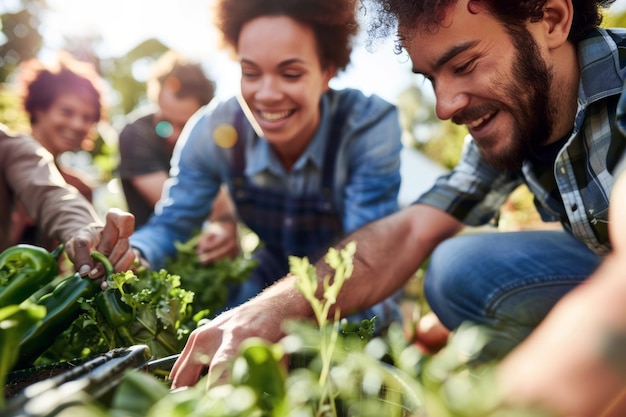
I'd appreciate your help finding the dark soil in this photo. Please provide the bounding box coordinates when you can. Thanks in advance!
[4,360,78,398]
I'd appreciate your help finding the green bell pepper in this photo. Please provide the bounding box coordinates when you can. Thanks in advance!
[95,284,136,346]
[0,244,63,307]
[15,251,114,370]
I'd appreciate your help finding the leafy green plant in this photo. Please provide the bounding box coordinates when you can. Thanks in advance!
[166,232,259,318]
[291,241,360,416]
[99,268,195,358]
[33,234,259,365]
[35,267,196,364]
[9,244,552,417]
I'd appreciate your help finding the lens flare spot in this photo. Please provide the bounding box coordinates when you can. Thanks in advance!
[155,120,174,138]
[213,124,238,148]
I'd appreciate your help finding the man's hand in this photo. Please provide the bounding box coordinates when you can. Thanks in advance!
[64,208,136,285]
[196,220,240,264]
[169,296,285,389]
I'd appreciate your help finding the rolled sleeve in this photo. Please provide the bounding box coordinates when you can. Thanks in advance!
[416,137,522,226]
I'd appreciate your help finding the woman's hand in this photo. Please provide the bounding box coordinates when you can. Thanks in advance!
[64,208,136,286]
[196,220,240,264]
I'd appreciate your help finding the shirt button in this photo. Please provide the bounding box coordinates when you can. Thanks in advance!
[571,203,578,211]
[559,166,566,175]
[284,217,293,227]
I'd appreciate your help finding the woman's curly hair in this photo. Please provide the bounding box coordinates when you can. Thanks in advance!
[213,0,359,72]
[365,0,617,51]
[18,51,106,125]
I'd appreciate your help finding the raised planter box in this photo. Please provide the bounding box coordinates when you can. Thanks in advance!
[3,345,151,417]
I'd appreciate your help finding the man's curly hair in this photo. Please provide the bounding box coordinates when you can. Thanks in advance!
[365,0,616,52]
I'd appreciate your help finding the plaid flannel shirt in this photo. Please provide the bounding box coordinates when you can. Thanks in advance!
[416,27,626,256]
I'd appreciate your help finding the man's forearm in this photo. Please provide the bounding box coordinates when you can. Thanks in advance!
[315,205,462,319]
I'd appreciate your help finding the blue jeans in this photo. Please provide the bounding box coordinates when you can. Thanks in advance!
[224,248,402,334]
[424,230,602,359]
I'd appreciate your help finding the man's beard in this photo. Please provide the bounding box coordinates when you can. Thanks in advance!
[458,26,555,171]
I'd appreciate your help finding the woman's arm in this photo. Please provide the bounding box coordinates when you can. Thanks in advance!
[2,134,135,275]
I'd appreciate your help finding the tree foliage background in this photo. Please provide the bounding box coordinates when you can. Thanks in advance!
[1,0,625,223]
[0,1,171,133]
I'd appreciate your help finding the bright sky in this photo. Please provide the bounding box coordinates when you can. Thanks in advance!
[37,0,414,104]
[7,0,626,105]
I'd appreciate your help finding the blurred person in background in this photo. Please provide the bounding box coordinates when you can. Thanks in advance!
[131,0,404,324]
[11,51,104,250]
[118,50,238,260]
[0,122,136,279]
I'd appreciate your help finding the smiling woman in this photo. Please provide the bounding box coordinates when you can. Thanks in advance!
[131,0,407,379]
[10,51,103,250]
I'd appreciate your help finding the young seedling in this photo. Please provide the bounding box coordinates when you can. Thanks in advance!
[292,241,357,417]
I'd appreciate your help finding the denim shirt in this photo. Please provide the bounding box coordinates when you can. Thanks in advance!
[131,88,402,268]
[417,27,626,256]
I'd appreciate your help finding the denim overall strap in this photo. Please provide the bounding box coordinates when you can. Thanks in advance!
[230,106,348,260]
